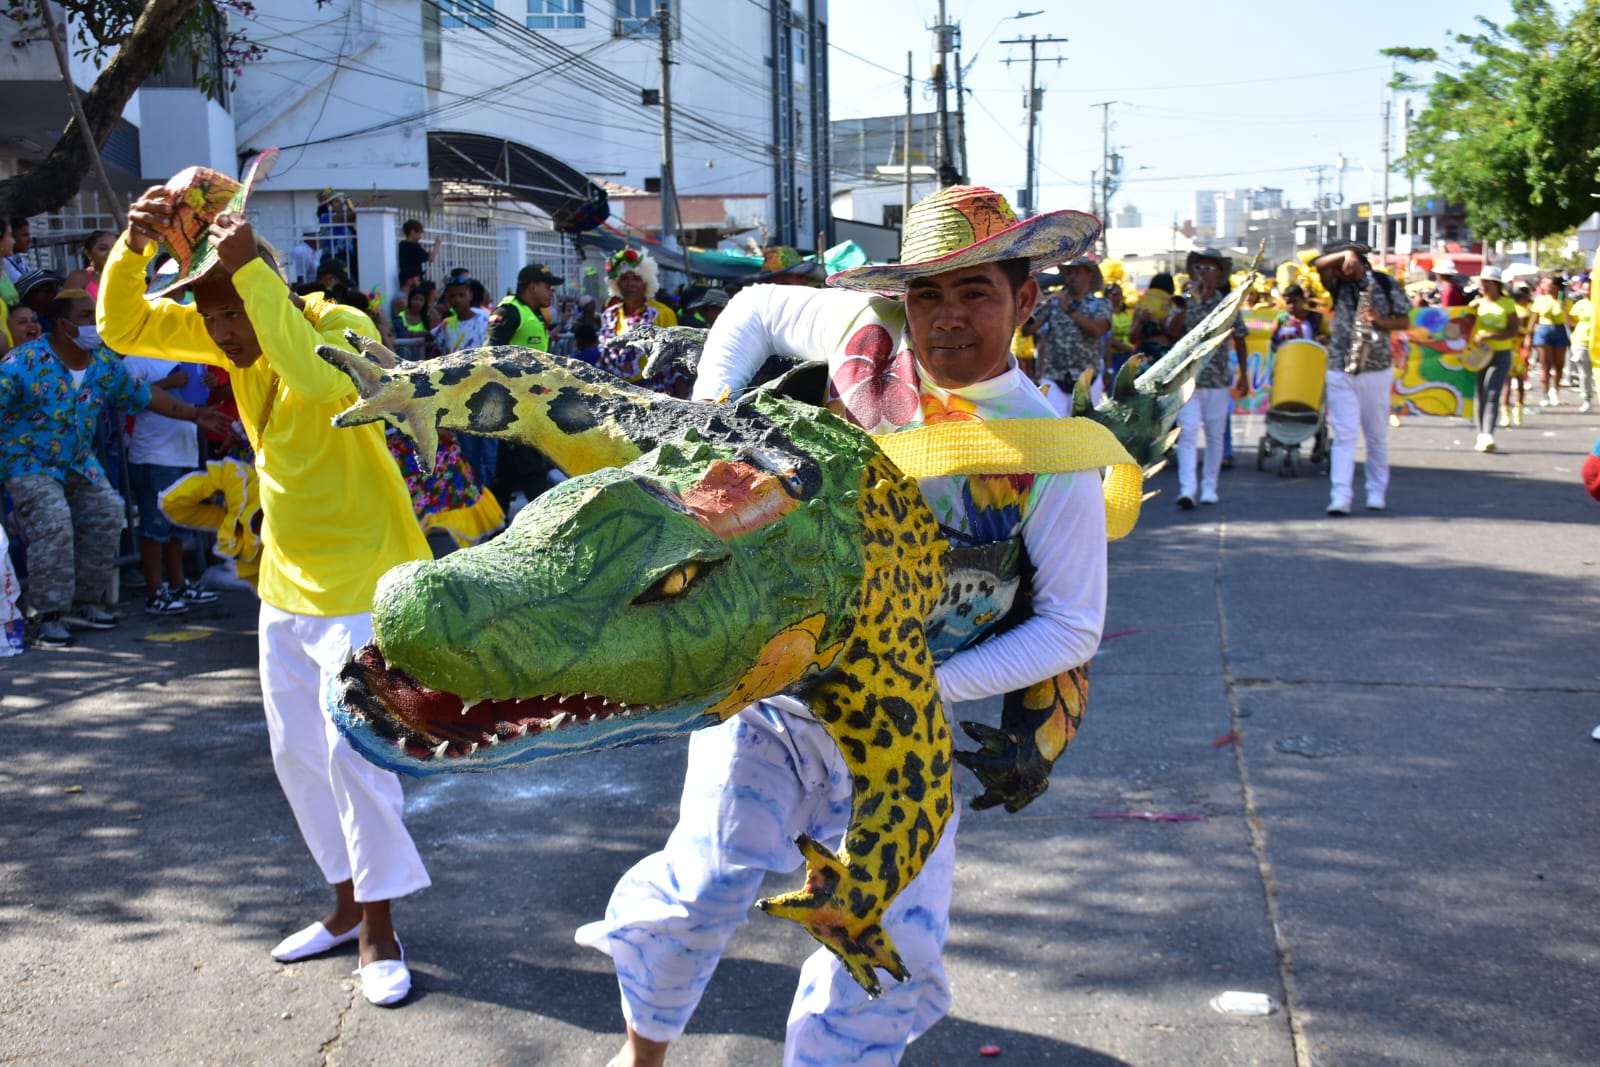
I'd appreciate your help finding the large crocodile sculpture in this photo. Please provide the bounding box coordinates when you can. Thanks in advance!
[317,273,1250,995]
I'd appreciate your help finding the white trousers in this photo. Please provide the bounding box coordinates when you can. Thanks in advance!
[1040,375,1102,416]
[258,603,430,902]
[575,701,957,1066]
[1176,387,1232,498]
[1324,369,1392,504]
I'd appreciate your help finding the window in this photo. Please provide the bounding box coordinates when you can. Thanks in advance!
[615,0,657,36]
[528,0,584,29]
[441,0,496,28]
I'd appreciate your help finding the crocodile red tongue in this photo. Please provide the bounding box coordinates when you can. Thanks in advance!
[347,644,642,763]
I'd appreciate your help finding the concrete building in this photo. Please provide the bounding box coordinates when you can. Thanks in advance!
[0,0,833,295]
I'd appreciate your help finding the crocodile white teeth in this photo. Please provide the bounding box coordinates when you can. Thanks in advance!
[432,741,449,759]
[549,711,571,728]
[460,698,479,715]
[483,732,500,746]
[557,693,571,704]
[514,723,529,737]
[466,742,478,755]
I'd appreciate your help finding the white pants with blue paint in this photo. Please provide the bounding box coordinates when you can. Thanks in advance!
[575,698,958,1066]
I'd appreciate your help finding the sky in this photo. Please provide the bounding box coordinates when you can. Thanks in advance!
[827,0,1521,227]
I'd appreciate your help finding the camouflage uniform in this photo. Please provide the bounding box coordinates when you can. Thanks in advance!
[5,471,125,615]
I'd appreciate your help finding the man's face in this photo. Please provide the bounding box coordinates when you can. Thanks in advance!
[444,283,472,317]
[522,279,554,310]
[1065,264,1094,296]
[14,225,30,253]
[52,297,95,348]
[905,263,1037,390]
[617,270,646,303]
[1286,291,1306,314]
[192,272,263,368]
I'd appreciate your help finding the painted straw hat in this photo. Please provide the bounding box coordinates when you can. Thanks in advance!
[751,245,826,284]
[146,148,278,298]
[829,185,1100,293]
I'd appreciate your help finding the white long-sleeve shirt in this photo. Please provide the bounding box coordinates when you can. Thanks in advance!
[694,284,1106,703]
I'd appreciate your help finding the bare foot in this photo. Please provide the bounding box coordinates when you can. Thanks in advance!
[606,1027,668,1067]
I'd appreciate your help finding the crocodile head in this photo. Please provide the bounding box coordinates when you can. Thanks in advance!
[336,393,874,771]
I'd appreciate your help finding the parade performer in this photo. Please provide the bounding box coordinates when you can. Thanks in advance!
[597,248,684,394]
[97,155,432,1006]
[575,186,1108,1067]
[315,193,1243,1061]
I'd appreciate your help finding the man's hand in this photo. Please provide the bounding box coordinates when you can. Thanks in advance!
[192,403,230,437]
[160,368,191,390]
[126,186,175,254]
[210,212,259,274]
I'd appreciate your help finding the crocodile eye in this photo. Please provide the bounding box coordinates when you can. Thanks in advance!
[634,558,723,604]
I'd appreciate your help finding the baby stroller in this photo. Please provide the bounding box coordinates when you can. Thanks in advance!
[1255,339,1329,477]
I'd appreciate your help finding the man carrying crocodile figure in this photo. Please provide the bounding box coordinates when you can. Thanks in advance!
[575,185,1109,1066]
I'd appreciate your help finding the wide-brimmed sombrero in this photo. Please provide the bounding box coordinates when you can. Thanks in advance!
[147,148,278,298]
[1185,247,1233,278]
[829,185,1100,293]
[751,245,825,284]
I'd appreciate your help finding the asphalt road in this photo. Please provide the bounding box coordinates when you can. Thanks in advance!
[2,405,1597,1066]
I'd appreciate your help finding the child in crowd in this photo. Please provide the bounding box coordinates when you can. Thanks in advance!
[120,355,220,613]
[1129,272,1176,354]
[433,277,487,353]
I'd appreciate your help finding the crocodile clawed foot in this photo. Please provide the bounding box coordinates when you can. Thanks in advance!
[756,834,909,997]
[318,339,442,472]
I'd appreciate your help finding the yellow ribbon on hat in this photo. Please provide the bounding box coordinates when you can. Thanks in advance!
[871,417,1143,540]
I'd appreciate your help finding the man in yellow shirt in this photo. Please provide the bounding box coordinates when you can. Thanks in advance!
[98,164,431,1007]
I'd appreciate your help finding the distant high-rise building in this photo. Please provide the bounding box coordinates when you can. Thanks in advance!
[1191,190,1221,233]
[1111,203,1142,229]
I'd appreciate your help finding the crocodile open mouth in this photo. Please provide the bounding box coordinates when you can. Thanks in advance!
[338,644,655,763]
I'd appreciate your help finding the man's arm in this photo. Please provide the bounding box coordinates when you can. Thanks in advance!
[1071,298,1112,339]
[211,213,370,405]
[485,303,522,347]
[692,285,872,401]
[935,471,1107,702]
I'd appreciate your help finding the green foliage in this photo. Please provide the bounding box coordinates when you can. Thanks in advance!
[1391,0,1600,242]
[5,0,264,101]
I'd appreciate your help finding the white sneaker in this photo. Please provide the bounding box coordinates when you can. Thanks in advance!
[1326,497,1351,516]
[1365,495,1387,511]
[1581,401,1594,413]
[1199,490,1219,505]
[1474,433,1497,453]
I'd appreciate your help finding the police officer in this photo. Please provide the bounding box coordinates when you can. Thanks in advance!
[486,263,559,349]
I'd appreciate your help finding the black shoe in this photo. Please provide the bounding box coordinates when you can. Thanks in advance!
[145,584,191,616]
[179,582,219,606]
[1177,494,1196,510]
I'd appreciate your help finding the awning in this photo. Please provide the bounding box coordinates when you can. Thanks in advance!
[427,130,608,233]
[573,230,877,281]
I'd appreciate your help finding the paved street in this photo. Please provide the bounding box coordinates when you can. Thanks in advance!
[3,406,1597,1066]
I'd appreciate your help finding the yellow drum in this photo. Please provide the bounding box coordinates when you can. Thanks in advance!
[1269,339,1327,413]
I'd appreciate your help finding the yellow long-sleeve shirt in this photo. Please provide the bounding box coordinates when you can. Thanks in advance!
[98,237,429,616]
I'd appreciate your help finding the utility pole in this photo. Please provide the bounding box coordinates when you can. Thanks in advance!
[931,1,960,185]
[1312,164,1328,249]
[1001,34,1066,218]
[1404,100,1417,262]
[657,2,684,260]
[1092,100,1117,256]
[903,51,914,232]
[953,46,968,183]
[1335,152,1347,242]
[1379,93,1391,269]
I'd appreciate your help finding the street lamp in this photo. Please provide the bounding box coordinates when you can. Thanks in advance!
[962,9,1043,79]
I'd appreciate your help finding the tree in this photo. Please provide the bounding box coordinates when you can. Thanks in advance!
[1386,0,1600,243]
[0,0,264,220]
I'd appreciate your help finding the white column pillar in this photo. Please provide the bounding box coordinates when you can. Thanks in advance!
[355,206,400,302]
[497,224,529,300]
